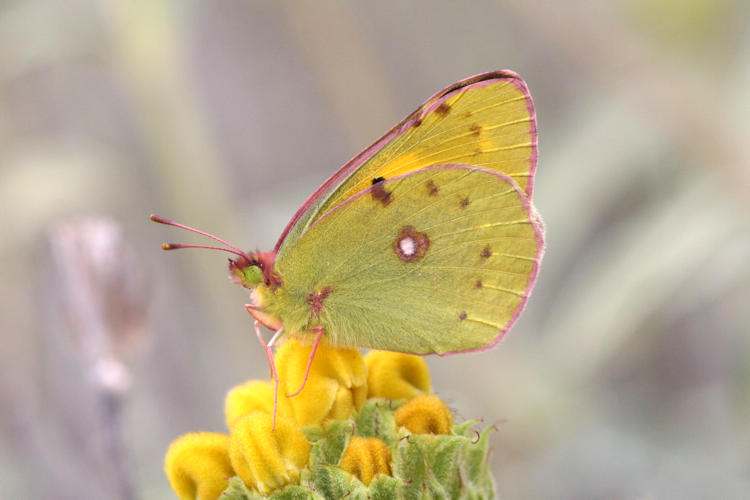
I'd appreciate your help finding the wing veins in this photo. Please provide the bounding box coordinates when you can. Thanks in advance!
[335,281,524,310]
[370,89,529,171]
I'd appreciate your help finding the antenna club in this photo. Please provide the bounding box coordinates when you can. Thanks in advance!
[150,214,171,224]
[162,243,174,250]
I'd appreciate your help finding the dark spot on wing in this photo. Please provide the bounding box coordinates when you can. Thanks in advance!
[480,245,492,259]
[469,124,482,137]
[435,102,451,117]
[460,197,470,208]
[426,180,439,196]
[413,116,423,127]
[475,280,483,288]
[307,286,334,317]
[393,226,430,263]
[459,311,467,320]
[371,177,392,206]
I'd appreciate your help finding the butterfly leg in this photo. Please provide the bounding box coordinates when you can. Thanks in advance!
[248,304,283,429]
[244,303,279,332]
[285,326,324,398]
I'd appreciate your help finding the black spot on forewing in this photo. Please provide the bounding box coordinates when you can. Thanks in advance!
[480,245,492,259]
[371,178,392,206]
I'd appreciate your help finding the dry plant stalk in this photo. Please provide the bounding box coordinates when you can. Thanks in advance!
[49,216,149,500]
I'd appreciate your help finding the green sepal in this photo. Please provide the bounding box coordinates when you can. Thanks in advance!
[309,464,362,500]
[304,420,352,468]
[457,426,496,499]
[424,435,465,497]
[392,433,428,499]
[219,477,256,500]
[353,398,399,445]
[453,419,481,438]
[219,476,325,500]
[368,475,402,500]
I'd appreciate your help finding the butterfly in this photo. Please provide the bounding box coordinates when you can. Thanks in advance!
[153,71,544,407]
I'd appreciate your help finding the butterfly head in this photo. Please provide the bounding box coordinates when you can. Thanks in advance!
[229,251,281,290]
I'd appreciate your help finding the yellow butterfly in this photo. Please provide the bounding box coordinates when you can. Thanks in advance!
[153,70,543,407]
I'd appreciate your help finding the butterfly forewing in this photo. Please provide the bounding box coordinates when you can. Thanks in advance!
[269,166,543,355]
[322,77,536,206]
[275,72,537,262]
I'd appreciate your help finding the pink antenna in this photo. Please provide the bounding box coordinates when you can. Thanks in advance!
[150,214,247,257]
[161,243,246,258]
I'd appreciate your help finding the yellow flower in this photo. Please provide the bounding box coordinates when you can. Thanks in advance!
[275,338,367,426]
[229,411,311,495]
[395,394,453,435]
[364,351,431,400]
[164,432,233,500]
[339,437,392,486]
[224,380,275,429]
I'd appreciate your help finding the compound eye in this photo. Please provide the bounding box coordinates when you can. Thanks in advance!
[243,265,263,285]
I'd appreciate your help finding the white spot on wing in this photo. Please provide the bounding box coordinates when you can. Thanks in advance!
[399,236,417,256]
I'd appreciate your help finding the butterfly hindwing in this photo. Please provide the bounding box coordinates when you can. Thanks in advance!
[268,165,543,355]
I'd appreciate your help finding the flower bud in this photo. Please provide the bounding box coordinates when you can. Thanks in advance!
[339,437,392,486]
[395,394,453,435]
[364,351,431,400]
[164,432,233,500]
[229,411,310,495]
[224,380,274,429]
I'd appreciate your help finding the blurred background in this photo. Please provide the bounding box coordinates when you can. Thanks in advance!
[2,1,749,498]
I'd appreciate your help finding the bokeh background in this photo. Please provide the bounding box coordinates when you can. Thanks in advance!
[2,1,749,498]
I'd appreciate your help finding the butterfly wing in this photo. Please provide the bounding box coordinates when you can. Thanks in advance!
[275,71,537,262]
[267,165,544,355]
